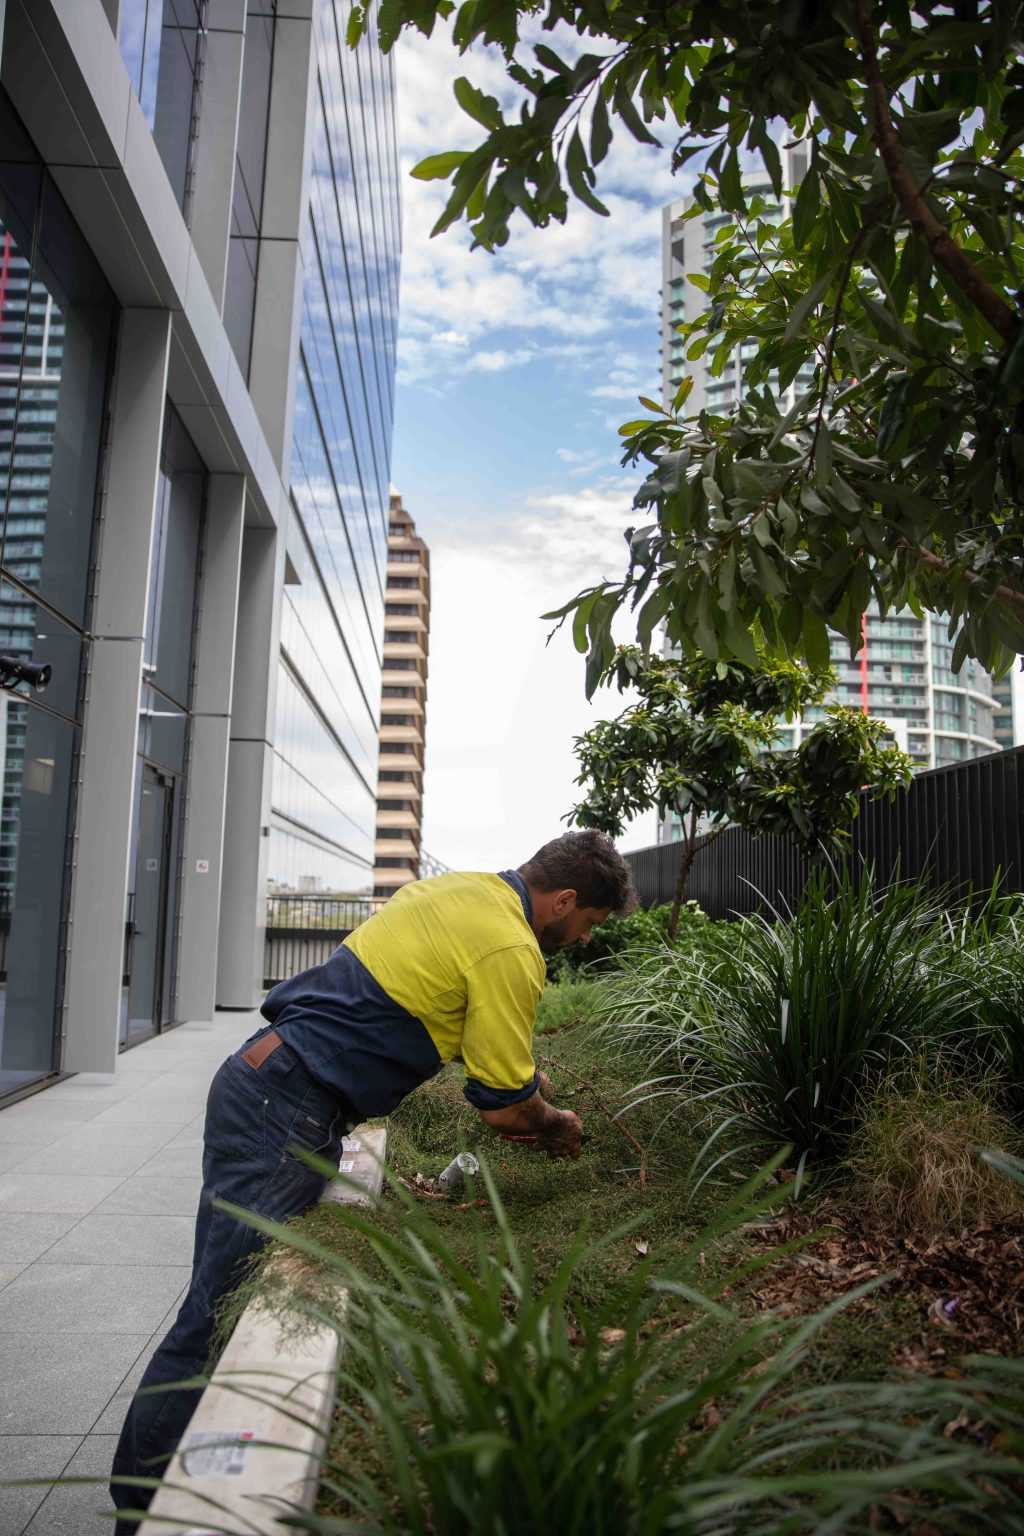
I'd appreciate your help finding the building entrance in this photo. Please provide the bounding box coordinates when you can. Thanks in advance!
[124,763,175,1047]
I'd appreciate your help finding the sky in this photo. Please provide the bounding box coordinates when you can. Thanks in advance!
[387,21,686,872]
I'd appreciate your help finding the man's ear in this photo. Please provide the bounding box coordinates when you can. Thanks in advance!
[551,888,578,918]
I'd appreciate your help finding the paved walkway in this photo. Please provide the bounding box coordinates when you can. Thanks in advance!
[0,1011,260,1535]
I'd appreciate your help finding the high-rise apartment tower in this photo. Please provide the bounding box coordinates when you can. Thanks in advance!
[374,493,431,897]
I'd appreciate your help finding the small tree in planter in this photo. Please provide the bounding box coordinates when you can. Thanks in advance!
[568,646,912,938]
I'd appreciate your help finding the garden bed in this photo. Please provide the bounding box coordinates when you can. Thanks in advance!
[238,987,1024,1532]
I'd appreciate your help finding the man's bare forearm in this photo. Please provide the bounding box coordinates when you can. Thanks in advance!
[478,1091,582,1156]
[478,1090,563,1137]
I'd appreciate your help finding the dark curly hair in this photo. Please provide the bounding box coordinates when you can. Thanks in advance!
[518,830,636,915]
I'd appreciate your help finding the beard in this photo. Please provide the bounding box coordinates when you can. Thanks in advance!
[538,915,575,954]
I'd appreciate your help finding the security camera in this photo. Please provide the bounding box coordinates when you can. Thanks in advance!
[0,654,51,692]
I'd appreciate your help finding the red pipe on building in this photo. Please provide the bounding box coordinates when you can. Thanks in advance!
[859,609,869,713]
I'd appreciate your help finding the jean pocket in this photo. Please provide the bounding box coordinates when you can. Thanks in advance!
[285,1108,336,1158]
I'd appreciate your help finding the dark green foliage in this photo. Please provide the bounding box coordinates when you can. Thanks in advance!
[570,647,910,849]
[545,898,712,980]
[568,645,911,935]
[604,870,978,1169]
[348,0,1024,679]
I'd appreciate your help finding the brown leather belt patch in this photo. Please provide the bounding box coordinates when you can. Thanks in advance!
[241,1029,283,1070]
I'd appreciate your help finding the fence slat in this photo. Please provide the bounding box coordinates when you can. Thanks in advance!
[626,746,1024,918]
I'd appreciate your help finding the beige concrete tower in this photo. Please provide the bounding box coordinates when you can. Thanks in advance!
[374,493,431,897]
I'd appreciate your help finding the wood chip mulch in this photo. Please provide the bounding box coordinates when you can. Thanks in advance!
[738,1203,1024,1365]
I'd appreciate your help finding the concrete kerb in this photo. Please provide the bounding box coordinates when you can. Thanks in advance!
[136,1125,387,1535]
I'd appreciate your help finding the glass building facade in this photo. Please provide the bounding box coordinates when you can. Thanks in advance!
[265,2,400,896]
[0,89,116,1096]
[0,0,401,1098]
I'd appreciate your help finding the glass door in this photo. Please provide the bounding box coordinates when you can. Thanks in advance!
[123,763,174,1047]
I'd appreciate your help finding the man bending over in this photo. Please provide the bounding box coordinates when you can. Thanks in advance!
[111,829,635,1530]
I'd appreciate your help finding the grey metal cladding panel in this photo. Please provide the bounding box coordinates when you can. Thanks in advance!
[119,92,192,305]
[207,0,248,28]
[49,164,165,308]
[183,248,234,405]
[3,0,130,169]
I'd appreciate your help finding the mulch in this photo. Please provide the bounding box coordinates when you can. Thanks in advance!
[740,1202,1024,1364]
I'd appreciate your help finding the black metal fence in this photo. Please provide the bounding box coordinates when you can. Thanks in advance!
[263,894,385,987]
[624,745,1024,919]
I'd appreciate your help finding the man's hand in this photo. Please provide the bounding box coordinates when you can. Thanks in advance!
[537,1107,582,1159]
[478,1090,584,1159]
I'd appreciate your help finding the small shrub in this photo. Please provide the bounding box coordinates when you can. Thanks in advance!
[845,1068,1024,1237]
[547,900,714,982]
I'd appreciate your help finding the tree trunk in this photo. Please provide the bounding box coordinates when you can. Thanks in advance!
[668,808,700,941]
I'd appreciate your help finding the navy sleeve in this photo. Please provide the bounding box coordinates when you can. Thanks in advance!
[463,1070,540,1110]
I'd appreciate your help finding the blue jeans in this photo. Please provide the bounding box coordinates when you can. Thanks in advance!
[109,1033,351,1532]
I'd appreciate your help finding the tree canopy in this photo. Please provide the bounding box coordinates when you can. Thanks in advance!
[568,646,912,932]
[352,0,1024,687]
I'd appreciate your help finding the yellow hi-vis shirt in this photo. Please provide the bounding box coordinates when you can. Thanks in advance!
[260,870,545,1117]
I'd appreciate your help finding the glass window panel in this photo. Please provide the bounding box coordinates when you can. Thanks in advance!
[0,580,82,722]
[0,701,76,1094]
[224,227,259,378]
[1,178,115,628]
[138,683,187,773]
[144,406,204,707]
[118,1,202,214]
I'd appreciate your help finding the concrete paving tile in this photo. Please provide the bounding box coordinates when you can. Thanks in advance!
[0,1120,80,1151]
[42,1214,195,1268]
[0,1265,191,1334]
[120,1080,209,1099]
[163,1123,204,1148]
[0,1174,122,1216]
[0,1215,81,1266]
[0,1332,151,1434]
[0,1146,33,1174]
[23,1141,170,1180]
[91,1335,163,1434]
[113,1054,165,1073]
[0,1436,82,1535]
[24,1434,120,1535]
[0,1102,105,1128]
[95,1175,202,1217]
[86,1102,197,1127]
[0,1266,24,1290]
[42,1080,155,1105]
[134,1145,202,1178]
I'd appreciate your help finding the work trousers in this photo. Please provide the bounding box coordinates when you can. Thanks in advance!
[109,1032,351,1532]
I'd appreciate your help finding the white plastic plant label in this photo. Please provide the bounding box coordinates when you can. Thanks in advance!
[342,1135,362,1152]
[338,1159,356,1173]
[181,1429,255,1477]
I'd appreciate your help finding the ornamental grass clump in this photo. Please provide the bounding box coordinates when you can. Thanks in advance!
[845,1067,1024,1238]
[609,871,976,1174]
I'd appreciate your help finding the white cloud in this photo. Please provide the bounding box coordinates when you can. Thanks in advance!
[393,21,683,388]
[434,329,469,347]
[465,347,536,373]
[418,486,659,869]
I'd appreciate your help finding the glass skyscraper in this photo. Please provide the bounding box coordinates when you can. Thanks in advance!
[0,0,400,1100]
[272,0,400,894]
